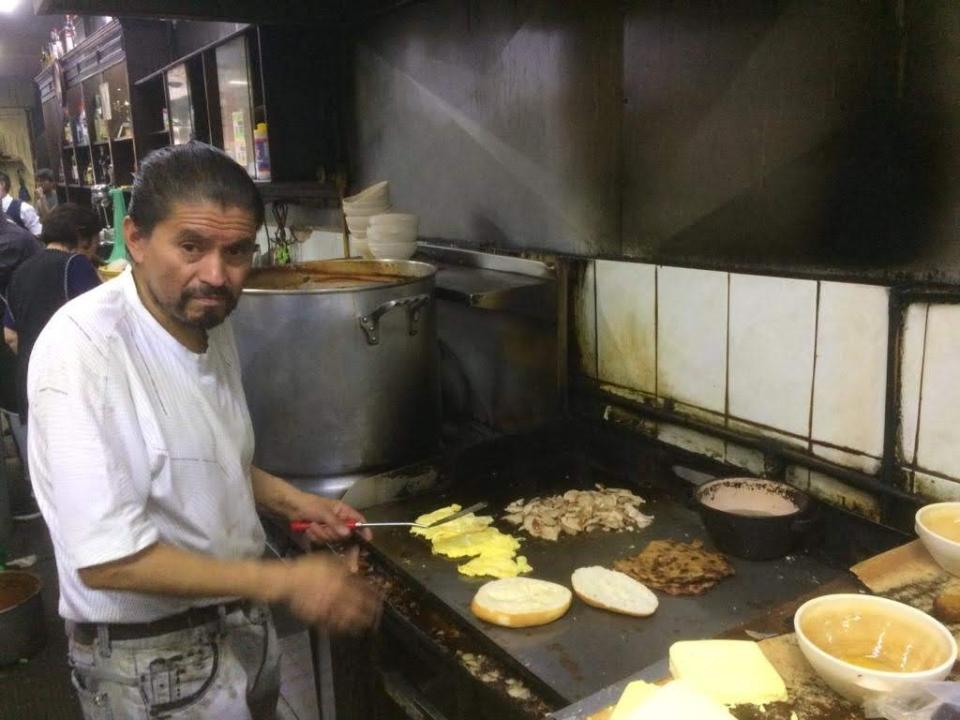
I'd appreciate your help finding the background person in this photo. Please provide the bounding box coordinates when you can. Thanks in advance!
[0,171,42,236]
[34,168,59,221]
[4,202,102,422]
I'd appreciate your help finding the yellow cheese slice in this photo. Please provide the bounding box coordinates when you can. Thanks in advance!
[632,680,736,719]
[668,640,787,706]
[609,681,659,720]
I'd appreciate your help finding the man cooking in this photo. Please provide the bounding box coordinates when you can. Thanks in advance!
[27,143,381,719]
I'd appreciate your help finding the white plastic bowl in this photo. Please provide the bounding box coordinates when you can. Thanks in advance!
[368,240,417,260]
[344,181,389,206]
[368,226,416,244]
[349,237,372,259]
[369,212,418,229]
[794,594,957,703]
[345,216,372,235]
[343,203,391,217]
[916,503,960,576]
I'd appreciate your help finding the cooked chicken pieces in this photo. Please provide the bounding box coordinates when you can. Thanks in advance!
[502,485,654,541]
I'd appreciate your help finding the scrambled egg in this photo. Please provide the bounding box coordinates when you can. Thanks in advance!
[411,504,532,578]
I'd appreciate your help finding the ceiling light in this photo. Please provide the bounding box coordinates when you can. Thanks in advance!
[228,80,248,86]
[0,0,21,13]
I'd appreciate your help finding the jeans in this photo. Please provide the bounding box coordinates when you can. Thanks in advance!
[67,604,280,720]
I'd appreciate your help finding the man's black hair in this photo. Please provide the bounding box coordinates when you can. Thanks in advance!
[128,142,264,235]
[41,203,101,249]
[36,169,55,183]
[0,172,10,193]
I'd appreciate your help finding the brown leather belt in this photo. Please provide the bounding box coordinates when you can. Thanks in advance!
[70,600,248,644]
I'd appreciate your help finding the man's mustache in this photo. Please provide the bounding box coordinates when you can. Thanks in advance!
[181,285,236,302]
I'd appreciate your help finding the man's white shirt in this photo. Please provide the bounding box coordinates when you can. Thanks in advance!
[27,268,265,622]
[1,193,42,236]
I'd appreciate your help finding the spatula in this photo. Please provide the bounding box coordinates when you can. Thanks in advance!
[289,502,487,533]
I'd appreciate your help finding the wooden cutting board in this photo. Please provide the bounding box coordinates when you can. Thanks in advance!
[850,539,955,610]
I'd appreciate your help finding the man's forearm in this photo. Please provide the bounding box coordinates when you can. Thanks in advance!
[78,542,290,603]
[251,464,308,520]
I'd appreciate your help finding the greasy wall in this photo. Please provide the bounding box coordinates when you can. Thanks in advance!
[350,0,960,284]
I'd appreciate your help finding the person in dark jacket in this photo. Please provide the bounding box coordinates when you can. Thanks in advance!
[3,203,101,422]
[0,215,42,412]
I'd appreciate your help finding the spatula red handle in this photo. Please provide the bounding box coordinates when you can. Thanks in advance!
[289,519,359,532]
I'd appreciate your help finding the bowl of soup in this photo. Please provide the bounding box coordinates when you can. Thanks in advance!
[794,594,956,703]
[917,503,960,576]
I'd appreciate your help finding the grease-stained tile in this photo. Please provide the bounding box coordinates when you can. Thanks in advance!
[811,444,882,475]
[807,472,882,522]
[657,424,725,462]
[914,472,960,502]
[916,305,960,479]
[597,261,656,393]
[657,266,728,412]
[900,303,928,467]
[725,442,765,476]
[728,418,809,450]
[785,466,811,491]
[729,274,818,436]
[811,282,888,457]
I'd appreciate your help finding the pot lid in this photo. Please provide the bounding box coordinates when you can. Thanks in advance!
[243,259,436,294]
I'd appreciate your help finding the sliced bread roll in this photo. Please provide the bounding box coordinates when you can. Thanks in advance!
[572,566,659,617]
[470,577,572,628]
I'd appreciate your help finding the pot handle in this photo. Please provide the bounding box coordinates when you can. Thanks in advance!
[359,293,432,345]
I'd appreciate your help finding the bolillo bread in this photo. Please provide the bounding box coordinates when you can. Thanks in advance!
[470,577,572,628]
[571,566,659,617]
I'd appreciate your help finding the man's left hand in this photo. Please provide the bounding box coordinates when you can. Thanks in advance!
[297,496,373,543]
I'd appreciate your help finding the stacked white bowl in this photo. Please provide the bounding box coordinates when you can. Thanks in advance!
[342,181,391,258]
[367,213,419,260]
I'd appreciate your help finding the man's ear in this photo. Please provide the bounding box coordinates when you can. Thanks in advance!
[123,216,146,264]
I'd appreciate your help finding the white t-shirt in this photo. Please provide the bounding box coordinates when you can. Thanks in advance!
[1,193,42,236]
[27,268,265,622]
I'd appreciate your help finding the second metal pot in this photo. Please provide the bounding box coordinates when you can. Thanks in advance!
[233,260,440,478]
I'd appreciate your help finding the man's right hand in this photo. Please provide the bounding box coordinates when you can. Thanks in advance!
[281,554,382,634]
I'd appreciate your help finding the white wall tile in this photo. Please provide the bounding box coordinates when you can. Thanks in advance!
[916,305,960,478]
[657,267,728,412]
[725,442,765,476]
[574,261,597,378]
[729,274,818,436]
[811,444,882,475]
[728,418,809,450]
[900,304,927,466]
[597,261,656,393]
[811,283,888,457]
[670,400,726,427]
[657,424,725,461]
[914,472,960,503]
[807,472,882,522]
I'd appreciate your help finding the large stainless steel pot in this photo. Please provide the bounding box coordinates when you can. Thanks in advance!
[233,260,439,478]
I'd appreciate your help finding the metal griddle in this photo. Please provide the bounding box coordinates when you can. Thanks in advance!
[360,456,850,706]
